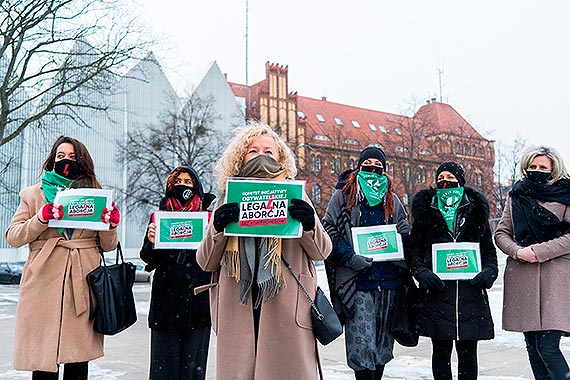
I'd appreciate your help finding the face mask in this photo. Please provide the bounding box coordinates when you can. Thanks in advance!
[436,180,460,189]
[54,159,79,179]
[172,185,195,202]
[360,165,384,175]
[526,170,551,185]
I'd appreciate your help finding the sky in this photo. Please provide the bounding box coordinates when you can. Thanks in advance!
[131,0,570,166]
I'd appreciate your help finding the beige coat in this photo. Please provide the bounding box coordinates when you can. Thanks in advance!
[495,196,570,333]
[196,198,332,380]
[5,184,118,372]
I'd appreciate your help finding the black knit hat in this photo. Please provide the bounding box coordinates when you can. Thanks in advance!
[357,146,386,169]
[436,161,465,187]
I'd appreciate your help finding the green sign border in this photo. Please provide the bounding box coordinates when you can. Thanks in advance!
[431,242,481,280]
[224,178,305,238]
[154,211,209,249]
[350,224,404,261]
[50,188,112,231]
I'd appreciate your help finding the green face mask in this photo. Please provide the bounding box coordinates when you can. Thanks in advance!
[436,187,464,233]
[357,171,388,207]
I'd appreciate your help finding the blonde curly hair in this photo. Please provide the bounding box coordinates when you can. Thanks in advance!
[214,122,297,190]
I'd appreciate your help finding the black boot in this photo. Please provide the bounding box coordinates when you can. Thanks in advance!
[374,365,385,380]
[355,369,375,380]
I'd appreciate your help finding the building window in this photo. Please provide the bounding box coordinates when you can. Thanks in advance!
[330,158,336,174]
[368,123,377,131]
[316,114,325,122]
[311,184,322,205]
[336,157,341,173]
[378,125,387,133]
[463,143,468,154]
[417,168,426,183]
[349,159,355,170]
[351,120,361,128]
[315,155,322,173]
[394,128,402,135]
[297,111,306,118]
[344,139,359,146]
[471,144,476,155]
[474,173,482,187]
[334,117,344,126]
[455,142,461,153]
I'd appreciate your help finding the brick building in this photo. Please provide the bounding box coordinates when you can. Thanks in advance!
[230,62,495,217]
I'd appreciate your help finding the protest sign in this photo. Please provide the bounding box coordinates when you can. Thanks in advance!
[154,211,208,249]
[50,188,112,230]
[432,242,481,280]
[351,224,404,261]
[224,178,305,238]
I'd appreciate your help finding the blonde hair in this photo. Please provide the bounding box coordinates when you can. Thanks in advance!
[214,122,297,190]
[519,145,570,184]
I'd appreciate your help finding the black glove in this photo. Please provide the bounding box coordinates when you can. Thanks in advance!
[416,270,445,291]
[396,219,410,235]
[470,267,496,289]
[213,202,239,232]
[288,198,315,231]
[346,254,373,271]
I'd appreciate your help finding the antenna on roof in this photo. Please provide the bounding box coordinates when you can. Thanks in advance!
[436,66,444,102]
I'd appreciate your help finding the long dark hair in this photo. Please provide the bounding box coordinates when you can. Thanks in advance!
[42,136,101,189]
[342,169,394,221]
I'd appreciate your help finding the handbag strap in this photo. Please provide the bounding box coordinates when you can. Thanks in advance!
[281,257,324,320]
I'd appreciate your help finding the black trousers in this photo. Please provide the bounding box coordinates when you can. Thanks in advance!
[431,339,478,380]
[32,362,88,380]
[524,330,570,380]
[149,326,211,380]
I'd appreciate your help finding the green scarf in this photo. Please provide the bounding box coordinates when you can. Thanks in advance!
[357,171,388,207]
[41,171,73,203]
[436,187,464,233]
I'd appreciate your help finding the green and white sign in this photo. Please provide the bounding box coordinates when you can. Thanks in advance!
[154,211,208,249]
[224,178,305,238]
[432,242,481,280]
[351,224,404,261]
[50,188,112,230]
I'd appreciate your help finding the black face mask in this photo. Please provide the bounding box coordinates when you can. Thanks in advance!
[54,159,79,180]
[172,185,195,202]
[436,180,460,189]
[526,170,551,185]
[360,165,384,175]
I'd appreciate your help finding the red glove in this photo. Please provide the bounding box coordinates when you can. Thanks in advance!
[37,203,63,223]
[101,201,120,228]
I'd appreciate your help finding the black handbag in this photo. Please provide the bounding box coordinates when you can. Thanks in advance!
[282,257,343,346]
[390,276,419,347]
[86,242,137,335]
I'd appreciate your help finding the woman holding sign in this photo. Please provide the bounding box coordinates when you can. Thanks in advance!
[495,146,570,380]
[322,146,411,380]
[140,164,215,380]
[196,122,332,380]
[409,161,497,380]
[5,136,120,379]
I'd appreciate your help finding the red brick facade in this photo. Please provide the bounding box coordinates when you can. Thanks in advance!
[229,62,496,217]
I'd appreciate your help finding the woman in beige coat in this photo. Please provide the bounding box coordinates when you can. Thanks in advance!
[495,146,570,380]
[5,136,120,380]
[196,123,332,380]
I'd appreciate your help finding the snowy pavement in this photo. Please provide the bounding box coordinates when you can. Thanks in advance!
[0,254,565,379]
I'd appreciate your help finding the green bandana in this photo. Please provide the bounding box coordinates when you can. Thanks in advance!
[41,171,73,234]
[436,187,464,233]
[41,171,73,203]
[357,171,388,207]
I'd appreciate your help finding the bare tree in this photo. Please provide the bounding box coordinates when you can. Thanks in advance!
[117,93,229,220]
[493,135,527,218]
[0,0,151,147]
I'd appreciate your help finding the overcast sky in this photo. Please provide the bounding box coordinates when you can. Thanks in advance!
[133,0,570,166]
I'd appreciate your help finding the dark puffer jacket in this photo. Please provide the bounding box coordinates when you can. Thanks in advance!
[139,166,215,332]
[409,186,497,341]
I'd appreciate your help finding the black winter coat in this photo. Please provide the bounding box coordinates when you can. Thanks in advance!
[409,186,497,341]
[140,227,211,332]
